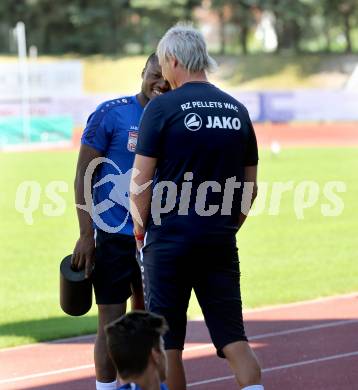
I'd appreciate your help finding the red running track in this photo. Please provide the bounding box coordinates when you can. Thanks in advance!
[73,123,358,149]
[1,294,357,390]
[3,122,357,153]
[254,122,358,148]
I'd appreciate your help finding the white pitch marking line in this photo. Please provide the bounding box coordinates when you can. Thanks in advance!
[1,318,357,384]
[250,318,358,340]
[243,292,358,314]
[0,364,94,385]
[184,318,358,353]
[0,334,95,353]
[190,292,358,320]
[187,351,358,387]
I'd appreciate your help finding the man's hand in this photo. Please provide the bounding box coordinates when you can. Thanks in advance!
[73,144,101,279]
[130,155,157,243]
[71,234,95,279]
[135,238,144,251]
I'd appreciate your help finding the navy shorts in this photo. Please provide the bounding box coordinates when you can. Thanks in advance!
[140,240,248,358]
[92,230,142,305]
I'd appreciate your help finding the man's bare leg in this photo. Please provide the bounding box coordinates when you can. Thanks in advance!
[130,281,145,310]
[95,303,127,388]
[223,340,263,389]
[165,349,187,390]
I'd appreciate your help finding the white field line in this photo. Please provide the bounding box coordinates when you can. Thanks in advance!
[2,349,357,386]
[187,351,358,387]
[0,364,94,385]
[183,318,358,353]
[1,319,358,385]
[0,334,96,353]
[243,292,358,314]
[190,292,358,321]
[2,292,357,354]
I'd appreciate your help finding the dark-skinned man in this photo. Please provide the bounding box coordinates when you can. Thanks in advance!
[72,54,170,390]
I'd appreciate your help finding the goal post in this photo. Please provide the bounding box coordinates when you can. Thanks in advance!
[14,21,31,143]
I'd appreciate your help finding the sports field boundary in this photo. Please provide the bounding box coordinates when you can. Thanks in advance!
[2,349,358,386]
[1,292,357,353]
[1,293,357,390]
[2,121,358,153]
[193,292,358,319]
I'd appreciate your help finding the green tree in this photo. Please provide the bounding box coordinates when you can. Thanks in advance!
[322,0,357,53]
[230,1,256,55]
[211,0,257,55]
[257,0,313,53]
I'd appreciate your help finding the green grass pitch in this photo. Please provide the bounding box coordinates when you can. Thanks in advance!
[0,147,357,348]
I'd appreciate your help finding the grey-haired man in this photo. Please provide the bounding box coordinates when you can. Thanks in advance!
[131,24,263,390]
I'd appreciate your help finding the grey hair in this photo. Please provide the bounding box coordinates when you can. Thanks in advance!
[157,23,217,73]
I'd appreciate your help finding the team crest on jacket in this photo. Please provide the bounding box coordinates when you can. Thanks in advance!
[127,131,138,152]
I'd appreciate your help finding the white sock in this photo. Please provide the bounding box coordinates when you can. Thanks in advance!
[242,386,264,390]
[96,379,117,390]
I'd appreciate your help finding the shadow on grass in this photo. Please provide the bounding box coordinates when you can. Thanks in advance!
[0,315,97,347]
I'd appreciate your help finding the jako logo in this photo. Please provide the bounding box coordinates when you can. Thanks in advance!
[206,116,241,130]
[184,113,202,131]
